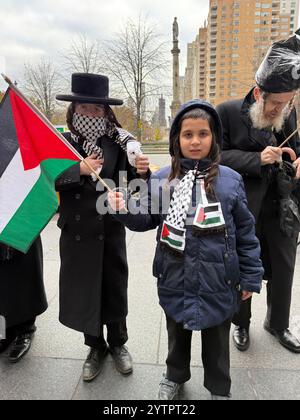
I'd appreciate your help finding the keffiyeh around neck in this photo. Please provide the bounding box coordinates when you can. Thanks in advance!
[160,159,226,254]
[71,113,143,168]
[72,114,116,145]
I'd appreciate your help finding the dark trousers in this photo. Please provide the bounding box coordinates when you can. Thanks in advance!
[233,204,298,330]
[84,319,128,352]
[165,315,231,397]
[5,318,36,340]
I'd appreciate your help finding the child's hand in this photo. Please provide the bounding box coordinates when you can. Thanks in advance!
[241,291,253,301]
[80,154,103,176]
[108,191,126,211]
[136,155,150,177]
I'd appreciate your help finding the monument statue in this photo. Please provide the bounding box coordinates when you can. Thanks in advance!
[171,17,181,120]
[173,17,179,42]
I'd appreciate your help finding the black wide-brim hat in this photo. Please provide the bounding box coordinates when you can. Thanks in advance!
[56,73,123,106]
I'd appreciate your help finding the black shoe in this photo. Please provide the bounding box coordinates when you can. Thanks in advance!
[211,393,231,400]
[8,333,33,363]
[109,345,133,375]
[158,376,182,400]
[0,335,15,354]
[264,322,300,353]
[82,347,108,382]
[232,326,250,351]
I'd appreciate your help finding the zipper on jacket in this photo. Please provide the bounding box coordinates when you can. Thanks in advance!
[224,228,230,257]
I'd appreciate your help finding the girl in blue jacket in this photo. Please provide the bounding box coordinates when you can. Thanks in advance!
[108,100,263,400]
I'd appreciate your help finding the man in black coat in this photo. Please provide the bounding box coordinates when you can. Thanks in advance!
[218,84,300,353]
[217,34,300,354]
[0,238,47,362]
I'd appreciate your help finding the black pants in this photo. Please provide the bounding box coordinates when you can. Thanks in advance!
[84,319,128,352]
[165,315,231,397]
[5,318,36,341]
[233,204,298,330]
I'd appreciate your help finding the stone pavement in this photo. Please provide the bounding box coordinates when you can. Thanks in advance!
[0,154,300,400]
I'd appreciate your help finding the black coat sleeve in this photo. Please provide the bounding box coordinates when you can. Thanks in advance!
[287,108,300,157]
[55,163,82,192]
[232,179,263,293]
[55,132,83,191]
[217,103,262,178]
[125,158,151,184]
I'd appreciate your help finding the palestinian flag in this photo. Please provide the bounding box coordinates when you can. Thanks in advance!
[160,221,185,252]
[0,87,80,253]
[193,202,225,230]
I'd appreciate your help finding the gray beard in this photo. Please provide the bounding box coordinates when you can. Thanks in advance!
[249,99,290,132]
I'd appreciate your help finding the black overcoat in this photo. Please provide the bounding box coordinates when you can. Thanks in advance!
[56,133,143,337]
[0,237,47,328]
[217,88,300,219]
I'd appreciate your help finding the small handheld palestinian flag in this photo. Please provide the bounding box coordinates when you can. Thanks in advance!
[0,79,82,252]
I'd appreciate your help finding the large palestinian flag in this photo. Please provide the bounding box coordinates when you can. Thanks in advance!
[0,87,80,252]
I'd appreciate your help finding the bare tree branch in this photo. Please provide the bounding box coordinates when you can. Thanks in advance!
[24,58,62,121]
[61,34,104,75]
[102,15,169,141]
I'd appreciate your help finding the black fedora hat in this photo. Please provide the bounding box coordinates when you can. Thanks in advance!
[56,73,123,105]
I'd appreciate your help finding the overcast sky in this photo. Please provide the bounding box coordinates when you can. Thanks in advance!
[0,0,209,91]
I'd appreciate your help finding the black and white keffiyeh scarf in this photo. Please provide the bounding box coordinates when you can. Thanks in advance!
[160,159,226,254]
[71,113,142,177]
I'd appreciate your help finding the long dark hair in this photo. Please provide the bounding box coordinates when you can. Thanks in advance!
[169,108,220,194]
[66,102,122,139]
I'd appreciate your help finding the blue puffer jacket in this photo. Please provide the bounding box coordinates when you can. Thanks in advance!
[115,164,263,331]
[114,99,263,331]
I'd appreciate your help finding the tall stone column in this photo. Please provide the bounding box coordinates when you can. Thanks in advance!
[171,17,181,120]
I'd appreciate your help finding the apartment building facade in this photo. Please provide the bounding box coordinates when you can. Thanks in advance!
[182,0,299,106]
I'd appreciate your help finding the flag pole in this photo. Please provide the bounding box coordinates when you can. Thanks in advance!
[1,73,113,194]
[279,126,300,148]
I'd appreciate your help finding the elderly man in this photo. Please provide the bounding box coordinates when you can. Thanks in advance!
[217,34,300,353]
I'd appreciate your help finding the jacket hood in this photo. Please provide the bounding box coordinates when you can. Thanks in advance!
[169,100,223,156]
